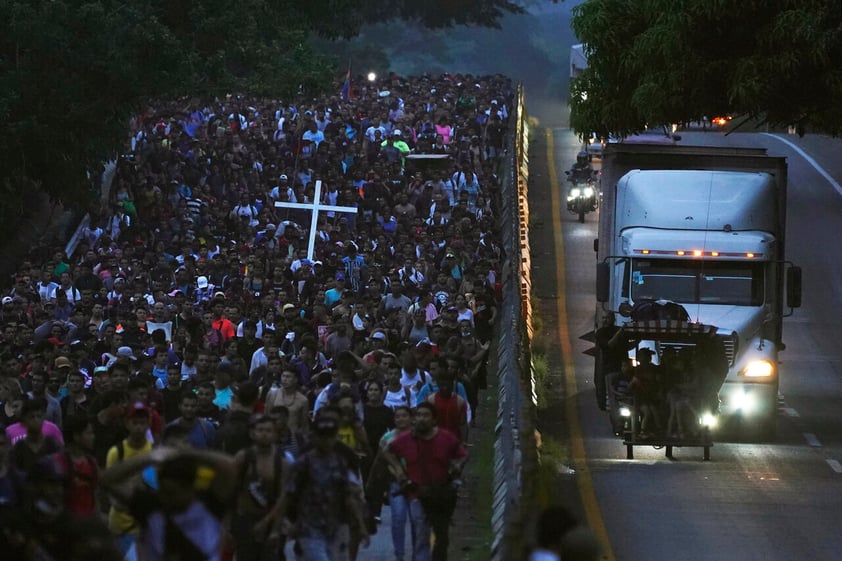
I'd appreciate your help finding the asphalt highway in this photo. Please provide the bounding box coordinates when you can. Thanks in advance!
[531,126,842,561]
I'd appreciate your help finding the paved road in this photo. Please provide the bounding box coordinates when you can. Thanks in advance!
[282,504,405,560]
[529,125,842,561]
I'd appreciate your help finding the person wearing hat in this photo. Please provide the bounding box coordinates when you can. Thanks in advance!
[210,296,236,346]
[324,272,346,309]
[194,274,216,304]
[255,222,279,248]
[104,400,154,555]
[381,129,411,166]
[629,347,663,437]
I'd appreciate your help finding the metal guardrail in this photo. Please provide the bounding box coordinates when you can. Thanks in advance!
[491,83,537,561]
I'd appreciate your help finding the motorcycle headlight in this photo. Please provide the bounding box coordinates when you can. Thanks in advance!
[583,187,594,197]
[569,188,581,198]
[741,360,775,378]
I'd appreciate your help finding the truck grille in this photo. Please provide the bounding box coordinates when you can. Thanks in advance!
[718,333,738,367]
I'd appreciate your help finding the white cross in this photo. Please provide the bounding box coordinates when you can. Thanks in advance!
[273,180,358,260]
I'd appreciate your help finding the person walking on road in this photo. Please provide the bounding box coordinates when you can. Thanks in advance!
[384,402,467,561]
[280,406,370,561]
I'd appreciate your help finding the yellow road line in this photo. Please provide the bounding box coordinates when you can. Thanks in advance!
[546,128,615,561]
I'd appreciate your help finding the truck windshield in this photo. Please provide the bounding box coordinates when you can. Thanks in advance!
[629,259,764,306]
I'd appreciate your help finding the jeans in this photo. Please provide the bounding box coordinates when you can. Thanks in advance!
[408,497,452,561]
[389,481,410,558]
[298,524,350,561]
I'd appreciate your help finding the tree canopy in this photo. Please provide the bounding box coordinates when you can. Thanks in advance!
[0,0,522,238]
[569,0,842,138]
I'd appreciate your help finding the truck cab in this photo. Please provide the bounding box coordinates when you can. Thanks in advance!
[593,145,801,437]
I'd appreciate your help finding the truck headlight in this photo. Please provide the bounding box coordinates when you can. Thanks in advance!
[730,391,756,413]
[583,187,594,197]
[569,188,581,199]
[700,412,717,428]
[619,406,631,417]
[741,360,775,378]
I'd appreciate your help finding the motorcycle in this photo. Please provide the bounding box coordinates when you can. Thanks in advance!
[565,172,598,222]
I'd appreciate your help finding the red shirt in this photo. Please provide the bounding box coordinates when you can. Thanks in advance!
[212,318,236,342]
[429,393,466,440]
[388,429,466,491]
[59,453,98,517]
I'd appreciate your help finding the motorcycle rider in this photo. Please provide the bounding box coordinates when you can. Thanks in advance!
[567,151,597,214]
[568,150,594,183]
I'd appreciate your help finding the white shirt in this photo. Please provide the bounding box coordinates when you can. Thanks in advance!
[400,369,432,406]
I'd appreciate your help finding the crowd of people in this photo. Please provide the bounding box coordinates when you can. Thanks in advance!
[0,72,513,561]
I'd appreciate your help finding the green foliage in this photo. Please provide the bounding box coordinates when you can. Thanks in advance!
[0,0,521,239]
[570,0,842,138]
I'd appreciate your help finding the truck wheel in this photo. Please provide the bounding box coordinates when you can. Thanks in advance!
[578,208,586,223]
[594,348,608,410]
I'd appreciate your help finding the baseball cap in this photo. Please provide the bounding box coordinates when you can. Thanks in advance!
[266,223,277,231]
[168,289,184,297]
[1,296,13,305]
[126,401,150,418]
[282,303,296,312]
[54,356,72,369]
[370,331,387,341]
[393,129,402,136]
[117,346,137,360]
[197,276,209,289]
[279,174,288,180]
[335,272,346,281]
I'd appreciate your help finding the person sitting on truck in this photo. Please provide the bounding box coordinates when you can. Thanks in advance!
[567,151,594,183]
[629,348,663,437]
[664,350,702,439]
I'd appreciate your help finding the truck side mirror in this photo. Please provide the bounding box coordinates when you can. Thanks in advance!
[786,266,802,308]
[593,238,599,253]
[596,262,610,302]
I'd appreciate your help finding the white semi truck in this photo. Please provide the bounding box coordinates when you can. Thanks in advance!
[592,143,802,437]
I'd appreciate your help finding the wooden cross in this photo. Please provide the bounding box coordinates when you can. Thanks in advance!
[273,180,358,260]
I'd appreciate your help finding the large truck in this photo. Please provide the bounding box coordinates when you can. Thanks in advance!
[592,143,802,437]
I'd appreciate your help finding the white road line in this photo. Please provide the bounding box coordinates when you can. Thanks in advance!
[760,133,842,198]
[803,433,822,447]
[827,459,842,474]
[782,407,800,418]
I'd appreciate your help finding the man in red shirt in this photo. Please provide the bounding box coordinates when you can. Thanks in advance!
[209,297,236,343]
[425,368,468,443]
[385,402,467,561]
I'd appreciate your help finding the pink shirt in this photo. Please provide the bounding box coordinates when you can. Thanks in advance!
[435,124,453,144]
[6,421,65,446]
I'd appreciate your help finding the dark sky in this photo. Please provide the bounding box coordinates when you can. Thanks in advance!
[342,0,586,127]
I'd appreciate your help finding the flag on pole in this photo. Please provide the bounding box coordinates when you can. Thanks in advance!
[340,64,352,101]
